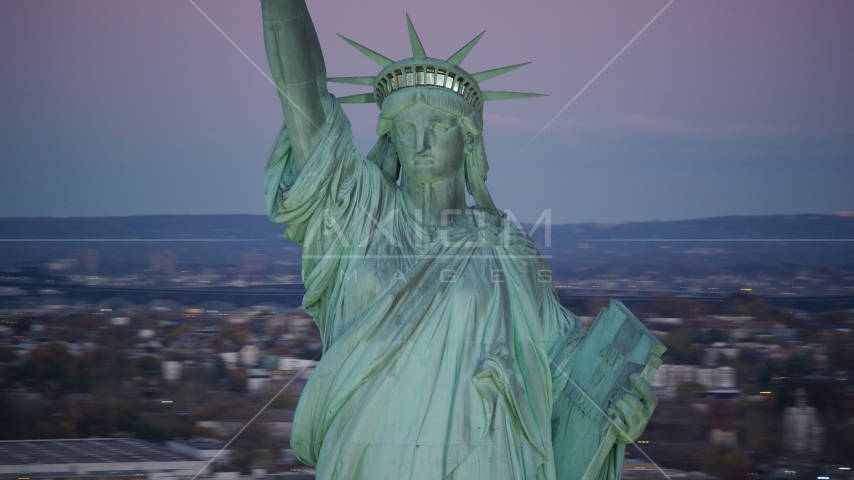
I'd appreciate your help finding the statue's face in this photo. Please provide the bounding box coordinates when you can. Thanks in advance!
[392,103,471,184]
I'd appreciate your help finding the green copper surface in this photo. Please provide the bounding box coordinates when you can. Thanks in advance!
[472,62,532,82]
[335,92,375,104]
[406,13,427,58]
[259,2,661,479]
[337,34,393,67]
[331,15,542,110]
[326,76,375,86]
[447,30,485,65]
[481,90,549,101]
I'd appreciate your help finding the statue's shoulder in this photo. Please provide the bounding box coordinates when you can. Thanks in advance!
[475,210,540,255]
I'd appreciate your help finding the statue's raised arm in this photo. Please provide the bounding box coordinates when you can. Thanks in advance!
[260,0,330,170]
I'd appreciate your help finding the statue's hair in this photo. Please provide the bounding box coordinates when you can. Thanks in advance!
[366,87,496,213]
[376,87,483,137]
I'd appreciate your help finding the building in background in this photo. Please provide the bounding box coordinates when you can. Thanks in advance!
[783,388,824,454]
[0,438,206,479]
[240,345,260,367]
[247,368,270,393]
[277,358,317,379]
[72,249,99,272]
[162,360,183,382]
[708,401,737,446]
[149,250,178,275]
[165,439,231,467]
[239,254,267,274]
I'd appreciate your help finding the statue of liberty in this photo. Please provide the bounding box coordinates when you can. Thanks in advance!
[259,2,661,479]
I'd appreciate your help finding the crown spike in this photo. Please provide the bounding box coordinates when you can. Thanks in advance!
[337,34,393,67]
[406,14,427,58]
[337,93,377,104]
[327,76,375,86]
[481,91,548,101]
[472,62,531,83]
[446,31,485,65]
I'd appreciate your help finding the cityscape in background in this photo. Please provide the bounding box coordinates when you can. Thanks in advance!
[1,213,853,480]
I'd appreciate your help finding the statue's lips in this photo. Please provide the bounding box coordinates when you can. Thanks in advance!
[413,156,435,165]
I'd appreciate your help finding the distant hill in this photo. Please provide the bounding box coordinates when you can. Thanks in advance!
[541,214,854,242]
[0,215,294,271]
[1,214,852,270]
[527,214,854,274]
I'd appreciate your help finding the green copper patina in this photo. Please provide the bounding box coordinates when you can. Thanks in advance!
[259,2,664,479]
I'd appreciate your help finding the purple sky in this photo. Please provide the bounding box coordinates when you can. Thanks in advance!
[1,0,852,223]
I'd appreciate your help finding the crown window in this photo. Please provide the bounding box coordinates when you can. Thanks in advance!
[425,67,436,85]
[415,66,425,85]
[394,70,404,90]
[459,81,470,96]
[404,67,414,87]
[445,72,456,89]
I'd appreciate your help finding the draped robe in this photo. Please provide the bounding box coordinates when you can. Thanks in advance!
[264,99,624,480]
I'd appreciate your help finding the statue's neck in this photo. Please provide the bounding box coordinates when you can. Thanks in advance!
[400,171,468,228]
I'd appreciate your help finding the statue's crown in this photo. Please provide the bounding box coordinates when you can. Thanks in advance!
[329,14,546,115]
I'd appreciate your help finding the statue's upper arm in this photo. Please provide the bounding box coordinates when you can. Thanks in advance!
[261,0,331,170]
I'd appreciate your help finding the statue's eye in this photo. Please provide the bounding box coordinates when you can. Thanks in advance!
[432,123,450,133]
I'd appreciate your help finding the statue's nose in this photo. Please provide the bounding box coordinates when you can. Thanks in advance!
[415,126,430,154]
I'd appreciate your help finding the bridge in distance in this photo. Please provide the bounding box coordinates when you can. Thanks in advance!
[3,280,853,312]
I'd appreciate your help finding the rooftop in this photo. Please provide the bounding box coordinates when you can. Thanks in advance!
[0,438,192,465]
[168,438,226,451]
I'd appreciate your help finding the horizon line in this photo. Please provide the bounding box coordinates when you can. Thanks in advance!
[0,211,853,224]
